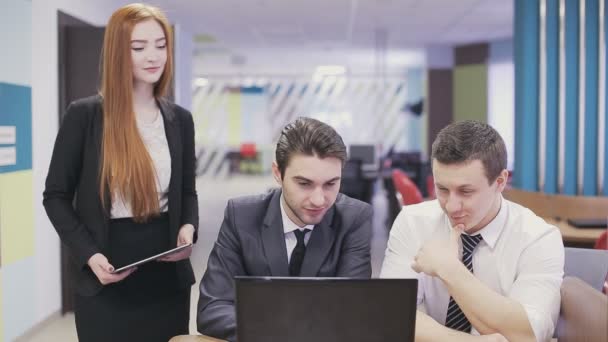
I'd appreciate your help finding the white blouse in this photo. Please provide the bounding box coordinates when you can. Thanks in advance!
[110,110,171,218]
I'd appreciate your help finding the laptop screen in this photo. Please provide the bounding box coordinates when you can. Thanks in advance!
[235,277,417,342]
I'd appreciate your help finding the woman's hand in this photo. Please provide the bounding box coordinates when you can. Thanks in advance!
[158,224,194,262]
[87,253,136,285]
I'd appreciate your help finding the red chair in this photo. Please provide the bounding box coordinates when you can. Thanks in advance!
[239,143,259,174]
[593,229,608,295]
[392,169,423,206]
[594,230,608,250]
[594,230,608,294]
[239,143,257,158]
[426,174,436,199]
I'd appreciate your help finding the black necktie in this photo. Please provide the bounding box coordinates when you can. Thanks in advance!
[289,229,311,277]
[445,234,483,332]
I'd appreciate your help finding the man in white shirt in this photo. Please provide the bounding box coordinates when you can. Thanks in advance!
[198,117,373,341]
[381,120,564,342]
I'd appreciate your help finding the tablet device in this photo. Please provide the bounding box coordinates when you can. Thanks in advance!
[111,243,192,273]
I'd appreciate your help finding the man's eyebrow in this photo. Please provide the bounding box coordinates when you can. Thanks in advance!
[434,181,475,188]
[292,176,341,183]
[293,176,312,182]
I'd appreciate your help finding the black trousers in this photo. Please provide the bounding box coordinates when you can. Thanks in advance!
[74,214,190,342]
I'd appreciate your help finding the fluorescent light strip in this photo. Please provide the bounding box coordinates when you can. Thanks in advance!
[577,0,586,194]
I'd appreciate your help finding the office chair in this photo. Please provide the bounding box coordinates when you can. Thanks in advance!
[556,277,608,342]
[340,159,366,201]
[391,169,423,206]
[563,247,608,291]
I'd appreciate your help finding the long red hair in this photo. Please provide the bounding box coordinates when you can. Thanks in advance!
[99,3,174,222]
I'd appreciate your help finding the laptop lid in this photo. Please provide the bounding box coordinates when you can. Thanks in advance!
[566,218,608,229]
[235,277,417,342]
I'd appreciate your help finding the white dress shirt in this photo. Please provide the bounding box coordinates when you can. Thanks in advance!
[380,197,564,342]
[280,196,315,263]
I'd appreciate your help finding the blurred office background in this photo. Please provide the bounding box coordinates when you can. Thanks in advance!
[0,0,606,340]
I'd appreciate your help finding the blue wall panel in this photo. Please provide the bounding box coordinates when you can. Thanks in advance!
[544,0,560,194]
[563,0,580,195]
[0,82,32,173]
[514,0,540,191]
[582,0,599,195]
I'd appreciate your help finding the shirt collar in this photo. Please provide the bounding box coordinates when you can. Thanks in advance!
[280,194,315,234]
[469,195,507,249]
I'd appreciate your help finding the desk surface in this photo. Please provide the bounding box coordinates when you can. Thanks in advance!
[545,218,606,244]
[503,189,607,246]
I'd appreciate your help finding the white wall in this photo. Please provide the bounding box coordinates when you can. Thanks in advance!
[488,39,515,171]
[488,61,515,171]
[30,0,193,334]
[174,24,194,110]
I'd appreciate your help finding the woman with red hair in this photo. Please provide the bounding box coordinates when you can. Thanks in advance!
[43,3,198,341]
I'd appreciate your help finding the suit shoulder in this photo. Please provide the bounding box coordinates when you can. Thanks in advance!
[68,94,102,111]
[228,188,277,210]
[225,189,279,229]
[334,194,372,215]
[62,95,102,124]
[165,101,193,120]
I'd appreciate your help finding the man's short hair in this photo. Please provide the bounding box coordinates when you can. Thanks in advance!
[275,117,347,177]
[431,120,507,184]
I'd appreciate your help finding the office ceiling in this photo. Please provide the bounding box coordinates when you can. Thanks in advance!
[153,0,513,49]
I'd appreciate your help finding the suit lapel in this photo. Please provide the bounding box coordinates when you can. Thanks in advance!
[93,97,111,216]
[299,207,336,277]
[157,99,180,233]
[261,191,290,276]
[157,98,179,173]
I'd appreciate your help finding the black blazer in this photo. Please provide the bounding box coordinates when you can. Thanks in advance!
[43,95,199,296]
[197,188,372,341]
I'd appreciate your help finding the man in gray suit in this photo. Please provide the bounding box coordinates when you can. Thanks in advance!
[197,117,373,341]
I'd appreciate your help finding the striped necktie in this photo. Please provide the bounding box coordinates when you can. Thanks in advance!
[445,233,484,332]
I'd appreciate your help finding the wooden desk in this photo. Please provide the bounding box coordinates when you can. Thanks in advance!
[169,335,226,342]
[545,218,606,245]
[504,188,607,247]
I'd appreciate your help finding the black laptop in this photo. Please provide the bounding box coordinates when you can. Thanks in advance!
[566,218,608,229]
[235,277,417,342]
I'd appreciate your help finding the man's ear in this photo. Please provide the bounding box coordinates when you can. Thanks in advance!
[271,161,282,185]
[495,169,509,192]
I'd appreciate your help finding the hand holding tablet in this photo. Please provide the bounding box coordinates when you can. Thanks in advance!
[112,243,193,274]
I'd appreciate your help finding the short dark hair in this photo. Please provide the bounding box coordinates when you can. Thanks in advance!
[431,120,507,184]
[275,117,347,177]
